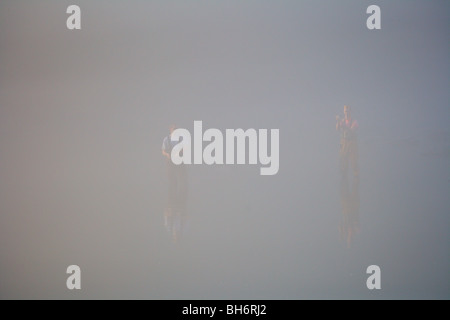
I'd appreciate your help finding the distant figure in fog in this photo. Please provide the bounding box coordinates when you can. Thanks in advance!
[162,124,188,243]
[336,106,360,247]
[336,105,359,179]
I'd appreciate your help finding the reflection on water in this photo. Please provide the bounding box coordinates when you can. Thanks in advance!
[164,203,188,244]
[163,163,188,243]
[339,176,360,248]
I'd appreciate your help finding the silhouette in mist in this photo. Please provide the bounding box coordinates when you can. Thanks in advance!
[336,105,359,179]
[336,106,360,247]
[162,124,188,243]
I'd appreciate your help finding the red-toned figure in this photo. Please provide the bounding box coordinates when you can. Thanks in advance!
[336,105,359,179]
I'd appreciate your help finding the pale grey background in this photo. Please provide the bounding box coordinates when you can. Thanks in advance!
[0,0,448,299]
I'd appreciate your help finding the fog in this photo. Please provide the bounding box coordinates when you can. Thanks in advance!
[0,1,448,299]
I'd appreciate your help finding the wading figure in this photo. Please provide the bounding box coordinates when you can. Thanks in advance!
[336,106,360,246]
[336,105,359,179]
[162,125,188,243]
